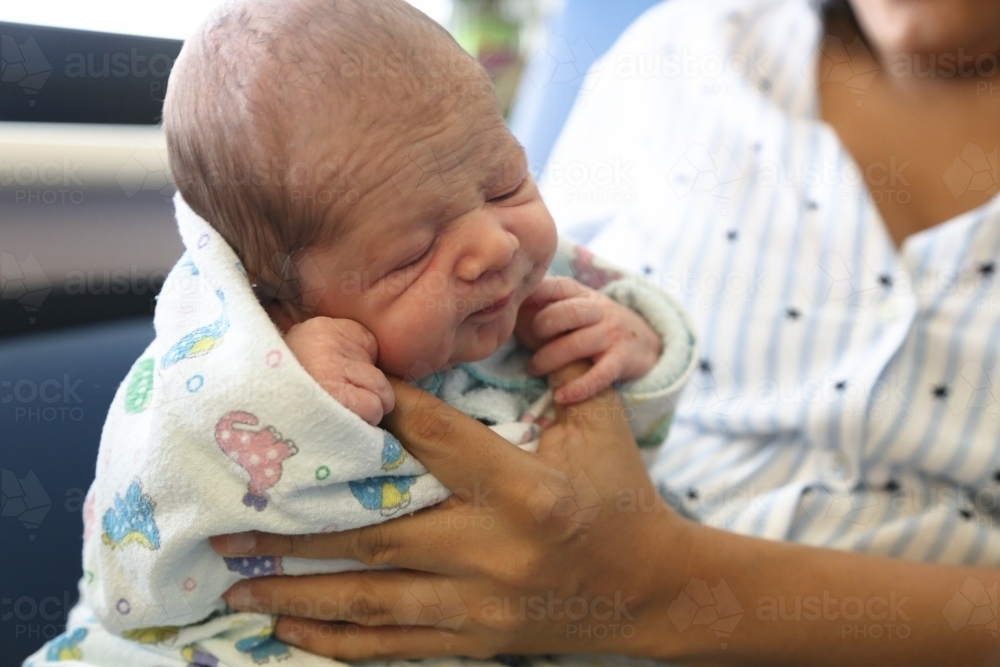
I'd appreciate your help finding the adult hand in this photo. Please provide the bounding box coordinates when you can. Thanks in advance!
[210,362,694,660]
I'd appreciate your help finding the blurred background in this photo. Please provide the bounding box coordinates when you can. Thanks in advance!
[0,1,661,663]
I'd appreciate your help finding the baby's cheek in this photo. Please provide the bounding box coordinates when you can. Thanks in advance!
[376,326,454,379]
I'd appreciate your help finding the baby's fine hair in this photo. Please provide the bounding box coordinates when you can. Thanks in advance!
[163,0,479,313]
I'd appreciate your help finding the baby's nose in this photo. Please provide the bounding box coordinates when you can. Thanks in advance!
[455,226,519,283]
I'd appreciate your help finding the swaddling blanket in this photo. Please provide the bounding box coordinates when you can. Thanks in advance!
[26,193,697,666]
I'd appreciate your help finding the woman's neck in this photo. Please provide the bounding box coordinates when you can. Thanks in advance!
[819,14,1000,248]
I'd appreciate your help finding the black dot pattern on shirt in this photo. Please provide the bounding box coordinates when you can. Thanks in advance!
[879,274,893,287]
[932,385,949,399]
[786,307,801,320]
[699,359,713,373]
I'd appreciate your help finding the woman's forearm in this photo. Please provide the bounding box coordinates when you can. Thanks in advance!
[637,521,998,666]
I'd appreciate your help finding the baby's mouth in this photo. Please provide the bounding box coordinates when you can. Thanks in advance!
[469,291,514,317]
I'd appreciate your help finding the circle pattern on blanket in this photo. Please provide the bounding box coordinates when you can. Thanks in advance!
[186,375,204,393]
[315,466,330,481]
[265,349,282,368]
[183,577,197,591]
[197,233,210,248]
[117,598,131,615]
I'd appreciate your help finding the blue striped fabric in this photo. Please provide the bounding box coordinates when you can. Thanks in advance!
[540,0,1000,565]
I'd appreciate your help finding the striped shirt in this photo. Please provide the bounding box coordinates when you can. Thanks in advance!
[540,0,1000,565]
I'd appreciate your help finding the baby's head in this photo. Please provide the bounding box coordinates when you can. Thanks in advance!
[163,0,557,378]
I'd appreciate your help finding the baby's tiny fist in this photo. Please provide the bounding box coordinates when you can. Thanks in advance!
[283,317,394,425]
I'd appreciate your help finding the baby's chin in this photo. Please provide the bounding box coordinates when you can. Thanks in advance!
[377,329,514,382]
[446,311,519,366]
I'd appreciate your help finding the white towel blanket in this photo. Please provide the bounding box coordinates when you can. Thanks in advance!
[26,193,697,667]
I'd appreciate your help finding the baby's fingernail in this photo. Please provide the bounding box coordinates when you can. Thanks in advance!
[226,532,256,554]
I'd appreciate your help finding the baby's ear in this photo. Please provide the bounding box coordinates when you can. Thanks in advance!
[264,301,298,334]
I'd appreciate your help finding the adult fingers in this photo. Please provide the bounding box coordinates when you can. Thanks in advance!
[275,618,473,661]
[547,363,636,448]
[553,354,623,404]
[211,507,462,572]
[223,570,460,627]
[381,378,534,492]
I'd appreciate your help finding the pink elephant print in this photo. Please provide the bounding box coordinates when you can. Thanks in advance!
[215,411,298,511]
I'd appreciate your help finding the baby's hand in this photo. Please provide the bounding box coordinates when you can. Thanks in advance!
[515,276,662,404]
[283,317,394,425]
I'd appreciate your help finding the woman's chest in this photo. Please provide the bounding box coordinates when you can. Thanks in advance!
[820,72,1000,247]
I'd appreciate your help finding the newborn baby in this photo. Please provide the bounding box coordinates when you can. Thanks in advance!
[26,1,696,666]
[166,0,662,420]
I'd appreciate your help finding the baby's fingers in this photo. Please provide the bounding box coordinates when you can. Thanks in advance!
[345,360,395,418]
[320,359,394,425]
[528,326,606,377]
[532,294,602,341]
[327,383,386,425]
[523,275,590,308]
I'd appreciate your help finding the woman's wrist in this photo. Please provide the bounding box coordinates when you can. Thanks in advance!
[608,510,703,662]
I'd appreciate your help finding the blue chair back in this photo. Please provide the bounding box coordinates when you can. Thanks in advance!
[1,319,154,666]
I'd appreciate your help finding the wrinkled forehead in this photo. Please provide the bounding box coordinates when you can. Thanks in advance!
[391,102,521,195]
[313,80,525,231]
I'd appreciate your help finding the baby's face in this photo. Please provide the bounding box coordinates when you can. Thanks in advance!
[297,93,557,379]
